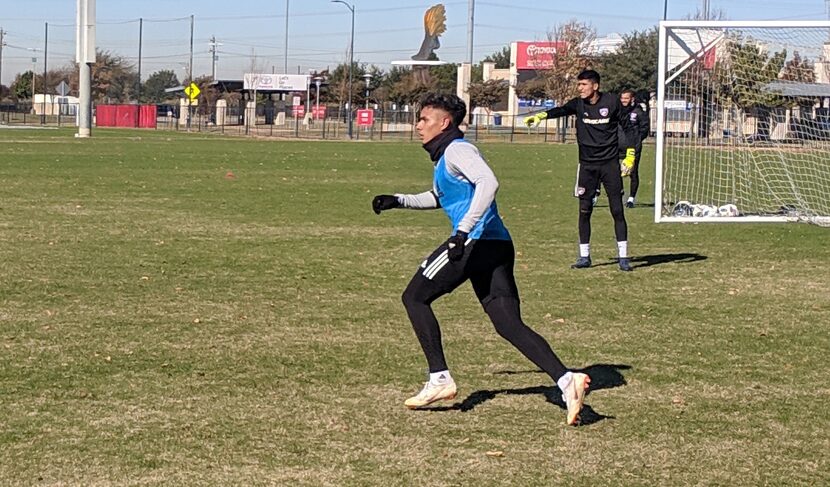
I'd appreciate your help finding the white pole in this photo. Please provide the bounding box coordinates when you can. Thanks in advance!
[315,78,321,119]
[30,54,36,113]
[306,71,311,117]
[76,0,95,138]
[654,22,668,223]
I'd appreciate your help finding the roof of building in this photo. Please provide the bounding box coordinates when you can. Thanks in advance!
[764,80,830,97]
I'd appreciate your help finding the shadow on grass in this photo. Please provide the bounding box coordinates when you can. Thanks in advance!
[591,253,707,269]
[419,363,631,426]
[593,202,656,209]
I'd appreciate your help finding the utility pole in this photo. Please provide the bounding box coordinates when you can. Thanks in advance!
[701,0,709,20]
[43,22,48,123]
[188,15,194,83]
[0,29,6,91]
[284,0,289,74]
[467,0,475,65]
[209,36,221,80]
[332,0,354,139]
[137,18,143,101]
[188,14,194,130]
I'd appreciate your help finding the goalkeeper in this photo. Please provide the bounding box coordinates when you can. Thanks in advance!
[525,69,633,271]
[619,89,650,208]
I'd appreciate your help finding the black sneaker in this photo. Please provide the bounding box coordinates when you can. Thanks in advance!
[625,200,635,208]
[618,258,633,272]
[571,256,592,269]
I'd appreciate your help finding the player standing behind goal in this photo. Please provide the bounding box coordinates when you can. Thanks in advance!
[372,93,590,425]
[619,89,650,208]
[525,69,636,272]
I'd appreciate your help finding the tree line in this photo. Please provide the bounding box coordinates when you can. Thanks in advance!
[0,19,818,119]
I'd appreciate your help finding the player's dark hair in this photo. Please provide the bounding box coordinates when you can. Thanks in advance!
[420,93,467,127]
[577,69,601,85]
[621,88,636,97]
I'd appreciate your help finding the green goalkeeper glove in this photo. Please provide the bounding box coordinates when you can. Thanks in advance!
[621,148,636,177]
[524,111,548,128]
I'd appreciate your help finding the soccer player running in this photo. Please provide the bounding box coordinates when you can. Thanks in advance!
[372,93,590,425]
[525,70,635,272]
[619,89,650,208]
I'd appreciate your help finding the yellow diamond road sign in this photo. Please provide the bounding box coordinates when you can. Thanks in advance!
[184,82,201,101]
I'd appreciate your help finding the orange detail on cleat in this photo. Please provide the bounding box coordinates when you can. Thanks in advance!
[564,373,590,426]
[404,380,458,409]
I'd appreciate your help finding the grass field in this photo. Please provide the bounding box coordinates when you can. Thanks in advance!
[1,127,828,486]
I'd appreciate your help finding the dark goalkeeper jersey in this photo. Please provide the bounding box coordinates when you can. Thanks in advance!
[544,92,625,163]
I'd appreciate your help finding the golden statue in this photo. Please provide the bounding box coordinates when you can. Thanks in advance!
[411,4,447,61]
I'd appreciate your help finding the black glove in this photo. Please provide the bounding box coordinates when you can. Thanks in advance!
[372,194,399,215]
[446,231,469,261]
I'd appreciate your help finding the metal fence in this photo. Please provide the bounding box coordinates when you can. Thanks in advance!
[0,101,81,127]
[0,101,582,144]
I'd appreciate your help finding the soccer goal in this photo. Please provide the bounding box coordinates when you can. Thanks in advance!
[656,20,830,226]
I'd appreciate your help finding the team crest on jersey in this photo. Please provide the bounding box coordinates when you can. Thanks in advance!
[630,112,638,121]
[576,186,586,196]
[599,108,609,117]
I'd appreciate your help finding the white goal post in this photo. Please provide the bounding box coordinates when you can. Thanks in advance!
[656,20,830,226]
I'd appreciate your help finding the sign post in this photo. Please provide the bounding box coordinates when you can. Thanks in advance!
[184,82,200,131]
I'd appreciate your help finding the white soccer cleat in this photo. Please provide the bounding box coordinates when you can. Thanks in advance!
[562,372,591,425]
[404,379,457,409]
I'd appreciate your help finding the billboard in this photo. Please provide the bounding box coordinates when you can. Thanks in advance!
[244,74,310,91]
[515,41,567,70]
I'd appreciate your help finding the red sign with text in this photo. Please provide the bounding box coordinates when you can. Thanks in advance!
[515,41,567,70]
[291,105,327,118]
[356,109,374,126]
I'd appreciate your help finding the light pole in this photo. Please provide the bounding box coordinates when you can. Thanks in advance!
[362,72,372,109]
[306,69,313,119]
[31,55,37,102]
[314,76,322,120]
[331,0,354,139]
[663,0,668,20]
[28,48,39,114]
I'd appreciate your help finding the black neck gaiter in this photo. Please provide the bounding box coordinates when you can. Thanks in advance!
[422,126,465,162]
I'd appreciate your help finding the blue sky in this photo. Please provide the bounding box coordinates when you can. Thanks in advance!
[1,0,828,85]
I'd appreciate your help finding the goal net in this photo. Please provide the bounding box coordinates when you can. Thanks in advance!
[656,21,830,226]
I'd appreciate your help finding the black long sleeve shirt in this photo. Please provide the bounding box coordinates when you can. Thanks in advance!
[544,92,626,163]
[619,102,650,151]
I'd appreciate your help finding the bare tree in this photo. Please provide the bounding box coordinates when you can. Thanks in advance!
[541,20,596,105]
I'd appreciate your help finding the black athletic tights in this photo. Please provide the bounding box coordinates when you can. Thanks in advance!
[579,193,627,244]
[401,287,567,382]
